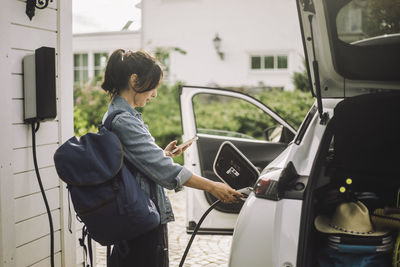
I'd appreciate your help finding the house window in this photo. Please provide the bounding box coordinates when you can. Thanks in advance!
[277,55,288,69]
[251,56,261,69]
[250,54,288,70]
[264,56,274,69]
[74,53,88,85]
[94,52,109,78]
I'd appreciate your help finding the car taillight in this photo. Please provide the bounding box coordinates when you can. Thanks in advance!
[254,178,280,201]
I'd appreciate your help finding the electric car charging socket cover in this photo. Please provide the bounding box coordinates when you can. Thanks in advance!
[213,141,260,192]
[179,0,400,266]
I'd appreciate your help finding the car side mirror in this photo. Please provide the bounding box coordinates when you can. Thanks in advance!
[263,125,295,143]
[263,125,283,142]
[213,141,260,190]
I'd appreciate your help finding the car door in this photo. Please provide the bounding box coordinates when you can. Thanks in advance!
[179,85,296,234]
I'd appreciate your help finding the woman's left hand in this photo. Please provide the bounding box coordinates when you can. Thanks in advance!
[164,140,191,157]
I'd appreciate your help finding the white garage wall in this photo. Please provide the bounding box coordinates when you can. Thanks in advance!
[0,0,82,266]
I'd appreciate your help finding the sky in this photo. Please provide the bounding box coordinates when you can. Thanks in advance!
[72,0,142,34]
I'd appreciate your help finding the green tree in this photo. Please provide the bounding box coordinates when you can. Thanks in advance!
[292,60,311,92]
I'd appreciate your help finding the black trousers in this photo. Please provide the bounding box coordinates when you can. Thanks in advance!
[109,224,169,267]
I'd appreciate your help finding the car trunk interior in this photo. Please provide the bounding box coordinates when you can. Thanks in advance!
[298,92,400,266]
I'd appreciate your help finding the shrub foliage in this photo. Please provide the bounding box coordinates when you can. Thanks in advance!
[74,82,314,164]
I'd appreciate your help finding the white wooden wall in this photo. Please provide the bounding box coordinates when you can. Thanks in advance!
[0,0,86,266]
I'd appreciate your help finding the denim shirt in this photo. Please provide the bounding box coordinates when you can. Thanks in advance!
[104,95,192,224]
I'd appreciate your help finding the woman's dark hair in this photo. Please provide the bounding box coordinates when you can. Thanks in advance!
[101,49,163,97]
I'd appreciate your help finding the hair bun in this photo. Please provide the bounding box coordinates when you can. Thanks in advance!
[101,49,126,94]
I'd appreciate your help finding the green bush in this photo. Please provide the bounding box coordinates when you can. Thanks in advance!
[293,71,311,92]
[292,60,311,92]
[140,82,185,164]
[73,85,109,136]
[74,82,314,165]
[255,89,314,129]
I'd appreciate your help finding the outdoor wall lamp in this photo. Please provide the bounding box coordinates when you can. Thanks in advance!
[26,0,53,21]
[213,34,225,60]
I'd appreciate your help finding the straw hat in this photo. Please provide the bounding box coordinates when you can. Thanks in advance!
[315,201,388,236]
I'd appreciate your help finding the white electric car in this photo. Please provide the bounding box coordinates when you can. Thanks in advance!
[180,0,400,266]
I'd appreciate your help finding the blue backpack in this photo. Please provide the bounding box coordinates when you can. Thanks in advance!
[54,110,160,247]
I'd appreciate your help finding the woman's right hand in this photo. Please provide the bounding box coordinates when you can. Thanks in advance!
[183,174,243,203]
[209,181,243,203]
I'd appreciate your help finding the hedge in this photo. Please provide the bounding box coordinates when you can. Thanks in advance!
[74,83,314,165]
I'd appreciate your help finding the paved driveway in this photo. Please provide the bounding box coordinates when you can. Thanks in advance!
[96,189,232,266]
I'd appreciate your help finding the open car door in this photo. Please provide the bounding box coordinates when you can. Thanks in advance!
[179,86,296,234]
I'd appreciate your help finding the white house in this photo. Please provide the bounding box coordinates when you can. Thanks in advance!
[0,1,86,266]
[73,30,141,86]
[140,0,305,90]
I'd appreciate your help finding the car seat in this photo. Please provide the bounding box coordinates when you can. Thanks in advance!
[330,92,400,201]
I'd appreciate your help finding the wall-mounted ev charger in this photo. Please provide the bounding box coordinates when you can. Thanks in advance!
[23,46,57,267]
[23,46,57,123]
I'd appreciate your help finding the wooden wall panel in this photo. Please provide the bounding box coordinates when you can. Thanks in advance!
[76,247,84,265]
[15,209,60,247]
[10,0,57,32]
[9,34,57,74]
[15,231,61,267]
[1,0,78,266]
[12,143,58,174]
[14,187,59,223]
[0,1,16,265]
[58,0,79,264]
[12,0,58,10]
[10,73,23,99]
[12,121,59,149]
[11,99,24,124]
[13,167,59,198]
[31,252,62,267]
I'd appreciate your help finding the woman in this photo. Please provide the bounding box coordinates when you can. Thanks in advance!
[101,49,242,267]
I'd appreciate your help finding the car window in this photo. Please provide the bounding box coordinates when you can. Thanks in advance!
[336,0,400,45]
[192,93,284,142]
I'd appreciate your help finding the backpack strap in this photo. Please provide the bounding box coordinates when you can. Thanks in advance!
[79,225,94,267]
[105,109,160,213]
[124,159,160,213]
[103,110,126,131]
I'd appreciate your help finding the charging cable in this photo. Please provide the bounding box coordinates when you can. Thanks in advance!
[179,199,221,267]
[179,187,252,267]
[31,122,55,267]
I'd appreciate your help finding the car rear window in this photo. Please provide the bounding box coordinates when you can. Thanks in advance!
[324,0,400,81]
[336,0,400,45]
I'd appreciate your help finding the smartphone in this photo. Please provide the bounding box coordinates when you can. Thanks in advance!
[172,136,199,153]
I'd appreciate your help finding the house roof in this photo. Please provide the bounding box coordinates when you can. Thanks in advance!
[73,30,140,38]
